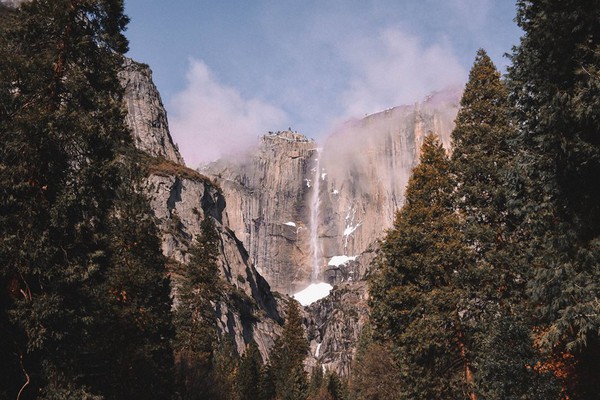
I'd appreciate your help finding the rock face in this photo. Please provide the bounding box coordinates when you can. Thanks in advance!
[122,57,461,374]
[316,88,459,280]
[120,58,185,165]
[145,172,283,359]
[120,60,283,360]
[203,132,319,294]
[305,282,369,376]
[204,89,461,295]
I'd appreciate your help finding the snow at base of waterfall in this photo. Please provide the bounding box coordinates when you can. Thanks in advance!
[293,282,333,306]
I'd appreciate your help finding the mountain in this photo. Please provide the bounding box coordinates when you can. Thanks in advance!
[121,56,462,375]
[203,88,461,296]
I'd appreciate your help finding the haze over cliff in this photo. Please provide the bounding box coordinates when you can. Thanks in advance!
[203,87,461,295]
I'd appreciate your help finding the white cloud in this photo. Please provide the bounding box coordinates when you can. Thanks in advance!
[339,28,466,120]
[169,59,287,167]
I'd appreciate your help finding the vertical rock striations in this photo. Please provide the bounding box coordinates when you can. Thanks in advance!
[120,59,283,360]
[204,89,461,294]
[317,88,460,280]
[120,58,185,165]
[145,171,283,360]
[203,131,319,294]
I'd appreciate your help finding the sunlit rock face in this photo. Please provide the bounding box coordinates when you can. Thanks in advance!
[203,132,318,294]
[121,60,284,361]
[145,173,284,360]
[204,88,461,295]
[120,58,185,165]
[318,87,460,279]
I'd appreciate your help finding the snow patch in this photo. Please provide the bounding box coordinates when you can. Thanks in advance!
[344,224,360,237]
[321,172,327,180]
[332,189,339,195]
[293,282,333,306]
[284,221,296,227]
[316,343,322,358]
[328,255,358,267]
[305,179,312,188]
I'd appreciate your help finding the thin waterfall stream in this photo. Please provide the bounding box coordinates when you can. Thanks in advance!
[310,148,322,282]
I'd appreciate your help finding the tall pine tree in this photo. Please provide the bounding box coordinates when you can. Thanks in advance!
[267,298,309,400]
[369,134,474,399]
[173,215,224,400]
[451,49,558,400]
[508,1,600,398]
[0,1,174,398]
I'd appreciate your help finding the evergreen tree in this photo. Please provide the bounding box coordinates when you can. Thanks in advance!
[237,341,263,400]
[173,216,224,400]
[268,298,309,400]
[369,134,473,399]
[307,365,324,398]
[508,1,600,397]
[347,324,401,400]
[451,49,515,285]
[0,1,174,398]
[450,49,557,399]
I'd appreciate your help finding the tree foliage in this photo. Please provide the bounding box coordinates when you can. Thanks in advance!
[508,1,600,397]
[0,1,174,398]
[369,134,473,399]
[265,298,310,400]
[173,216,226,400]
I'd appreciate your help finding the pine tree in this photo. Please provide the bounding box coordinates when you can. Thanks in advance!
[369,134,473,399]
[0,1,174,397]
[237,341,264,400]
[508,1,600,397]
[347,324,401,400]
[449,49,557,399]
[173,216,224,400]
[451,49,515,284]
[308,365,324,398]
[268,298,309,400]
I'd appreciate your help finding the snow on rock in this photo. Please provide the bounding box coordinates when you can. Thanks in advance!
[293,282,333,306]
[328,255,358,267]
[284,221,297,227]
[343,224,360,237]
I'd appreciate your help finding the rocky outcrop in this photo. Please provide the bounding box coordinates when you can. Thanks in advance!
[304,281,369,376]
[204,89,461,294]
[120,58,185,165]
[144,171,283,359]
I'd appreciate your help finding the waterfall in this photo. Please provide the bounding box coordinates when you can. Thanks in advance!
[310,149,322,282]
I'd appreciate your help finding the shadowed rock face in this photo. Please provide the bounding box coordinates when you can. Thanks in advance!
[304,281,369,376]
[203,88,461,295]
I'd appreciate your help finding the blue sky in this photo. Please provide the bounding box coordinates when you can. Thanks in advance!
[124,0,522,166]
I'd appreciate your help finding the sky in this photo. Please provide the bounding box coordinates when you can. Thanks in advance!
[123,0,523,167]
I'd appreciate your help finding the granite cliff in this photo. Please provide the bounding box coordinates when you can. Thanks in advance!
[203,88,460,295]
[122,57,461,376]
[202,89,461,375]
[121,59,283,360]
